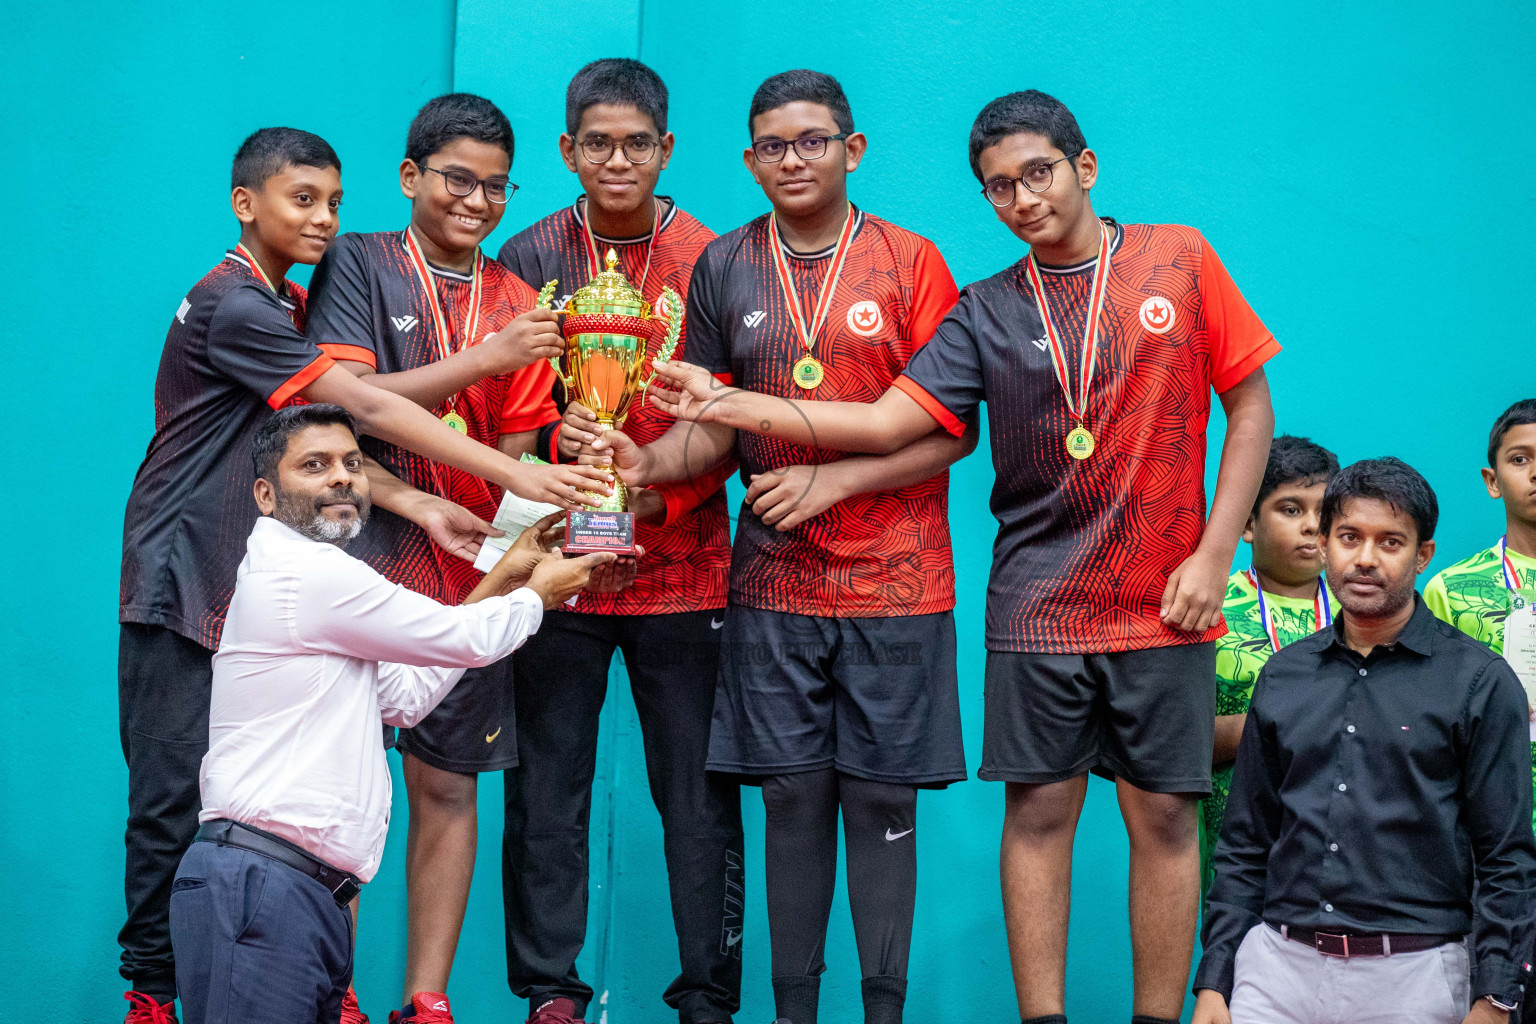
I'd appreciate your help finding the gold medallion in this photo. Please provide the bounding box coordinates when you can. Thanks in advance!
[443,410,468,434]
[1065,424,1095,460]
[792,355,825,390]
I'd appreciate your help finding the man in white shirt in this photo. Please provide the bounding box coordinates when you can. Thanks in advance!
[168,404,613,1024]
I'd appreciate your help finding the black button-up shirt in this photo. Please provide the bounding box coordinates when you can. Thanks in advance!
[1196,597,1536,1005]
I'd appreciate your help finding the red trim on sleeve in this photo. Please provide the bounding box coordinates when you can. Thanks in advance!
[546,422,561,464]
[1212,336,1280,394]
[267,354,335,410]
[655,459,737,527]
[713,372,733,387]
[316,343,377,368]
[892,374,965,437]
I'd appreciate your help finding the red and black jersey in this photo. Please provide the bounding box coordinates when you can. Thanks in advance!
[119,250,332,650]
[687,208,960,618]
[899,221,1281,654]
[498,197,731,614]
[305,230,555,604]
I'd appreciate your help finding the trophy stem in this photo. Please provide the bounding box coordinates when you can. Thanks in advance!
[593,417,627,513]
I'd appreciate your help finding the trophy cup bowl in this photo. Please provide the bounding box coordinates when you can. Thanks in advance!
[542,248,683,556]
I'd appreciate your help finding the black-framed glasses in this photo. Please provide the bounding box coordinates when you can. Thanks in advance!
[980,155,1075,207]
[420,164,517,204]
[578,134,659,165]
[751,133,848,164]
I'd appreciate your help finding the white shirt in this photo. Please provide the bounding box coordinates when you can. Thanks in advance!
[201,516,542,880]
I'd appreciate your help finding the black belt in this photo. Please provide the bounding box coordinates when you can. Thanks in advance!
[1267,921,1460,958]
[195,819,361,908]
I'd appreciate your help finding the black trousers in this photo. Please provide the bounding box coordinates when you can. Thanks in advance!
[118,622,215,998]
[503,609,744,1023]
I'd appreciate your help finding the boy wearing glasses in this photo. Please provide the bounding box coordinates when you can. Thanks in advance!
[643,89,1279,1024]
[495,59,743,1024]
[304,93,613,1024]
[570,69,975,1024]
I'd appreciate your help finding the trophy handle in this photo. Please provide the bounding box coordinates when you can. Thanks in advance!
[638,285,685,398]
[536,278,575,400]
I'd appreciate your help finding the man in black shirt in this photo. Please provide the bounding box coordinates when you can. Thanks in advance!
[1194,458,1536,1024]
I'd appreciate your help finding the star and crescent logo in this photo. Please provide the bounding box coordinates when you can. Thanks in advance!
[1138,295,1175,334]
[846,299,884,336]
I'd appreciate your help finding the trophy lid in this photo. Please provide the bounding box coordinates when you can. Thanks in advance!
[567,248,649,317]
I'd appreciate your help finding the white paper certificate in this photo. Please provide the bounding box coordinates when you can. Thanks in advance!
[1505,593,1536,740]
[473,489,563,574]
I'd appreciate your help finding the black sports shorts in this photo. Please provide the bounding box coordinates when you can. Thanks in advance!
[395,659,517,773]
[706,605,966,787]
[979,642,1215,794]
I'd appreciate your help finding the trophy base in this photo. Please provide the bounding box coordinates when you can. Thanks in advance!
[564,508,637,555]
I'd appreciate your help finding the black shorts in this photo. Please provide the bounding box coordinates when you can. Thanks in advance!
[706,605,966,786]
[395,658,516,773]
[980,642,1215,794]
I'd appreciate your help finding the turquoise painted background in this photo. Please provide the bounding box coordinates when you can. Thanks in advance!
[5,1,1534,1021]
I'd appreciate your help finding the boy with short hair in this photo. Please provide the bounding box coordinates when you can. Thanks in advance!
[1424,398,1536,1022]
[304,93,610,1024]
[495,58,743,1024]
[643,88,1280,1023]
[118,126,582,1024]
[1200,435,1338,897]
[575,69,976,1024]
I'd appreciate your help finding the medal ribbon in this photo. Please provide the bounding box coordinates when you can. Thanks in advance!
[768,205,858,367]
[1023,222,1112,429]
[1248,569,1332,652]
[402,227,482,415]
[581,197,660,297]
[233,243,299,328]
[1499,536,1527,591]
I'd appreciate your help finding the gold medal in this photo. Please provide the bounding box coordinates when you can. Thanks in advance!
[443,410,468,434]
[1065,424,1094,460]
[792,355,825,389]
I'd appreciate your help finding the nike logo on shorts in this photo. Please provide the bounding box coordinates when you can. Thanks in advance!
[885,828,914,841]
[485,726,502,743]
[711,617,725,629]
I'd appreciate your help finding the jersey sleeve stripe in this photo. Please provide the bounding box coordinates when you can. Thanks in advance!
[893,373,966,437]
[1211,335,1281,394]
[266,354,335,409]
[317,343,378,368]
[713,372,733,387]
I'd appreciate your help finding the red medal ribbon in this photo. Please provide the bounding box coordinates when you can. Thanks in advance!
[402,228,483,418]
[1022,222,1112,430]
[581,197,660,298]
[233,243,299,328]
[768,205,858,370]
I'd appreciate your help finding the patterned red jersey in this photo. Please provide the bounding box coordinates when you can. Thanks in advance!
[305,230,555,604]
[498,198,731,614]
[687,208,960,617]
[120,251,330,650]
[899,221,1280,654]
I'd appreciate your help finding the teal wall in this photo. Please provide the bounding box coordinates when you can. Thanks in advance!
[6,2,1535,1022]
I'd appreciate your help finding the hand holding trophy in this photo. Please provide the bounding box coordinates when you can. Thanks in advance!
[539,248,682,555]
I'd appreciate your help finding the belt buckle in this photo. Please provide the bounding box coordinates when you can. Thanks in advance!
[1314,931,1350,958]
[331,875,360,906]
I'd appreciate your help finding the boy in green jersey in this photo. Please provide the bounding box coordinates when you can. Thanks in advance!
[1425,398,1536,799]
[1201,436,1339,895]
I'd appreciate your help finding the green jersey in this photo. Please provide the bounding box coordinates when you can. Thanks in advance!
[1201,570,1333,897]
[1424,541,1536,832]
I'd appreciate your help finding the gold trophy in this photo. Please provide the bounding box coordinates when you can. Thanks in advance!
[538,248,682,554]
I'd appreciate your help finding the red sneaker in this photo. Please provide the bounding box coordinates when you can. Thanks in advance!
[527,997,586,1024]
[123,991,178,1024]
[341,986,370,1024]
[388,992,454,1023]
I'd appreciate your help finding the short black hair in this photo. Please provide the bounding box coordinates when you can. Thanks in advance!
[1320,457,1439,543]
[1254,435,1339,516]
[968,90,1087,183]
[1487,398,1536,466]
[566,58,668,135]
[252,404,358,482]
[406,93,514,168]
[748,69,853,139]
[231,127,340,191]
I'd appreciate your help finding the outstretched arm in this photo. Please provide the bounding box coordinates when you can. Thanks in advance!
[643,358,940,456]
[745,420,979,531]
